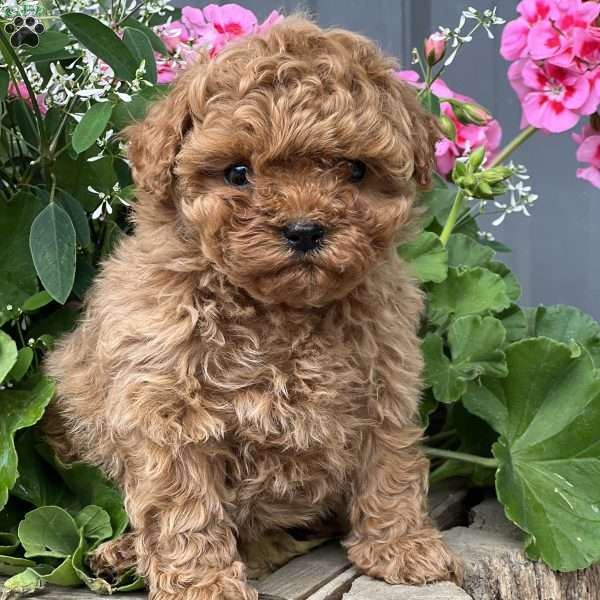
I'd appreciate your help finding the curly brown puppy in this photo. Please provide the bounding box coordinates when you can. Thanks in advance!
[43,16,460,600]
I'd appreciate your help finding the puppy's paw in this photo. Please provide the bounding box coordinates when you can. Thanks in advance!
[149,564,258,600]
[89,533,137,579]
[347,527,462,585]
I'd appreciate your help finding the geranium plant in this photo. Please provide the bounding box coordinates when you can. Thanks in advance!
[0,0,599,597]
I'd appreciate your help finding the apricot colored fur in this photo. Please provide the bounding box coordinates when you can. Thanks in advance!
[43,17,461,600]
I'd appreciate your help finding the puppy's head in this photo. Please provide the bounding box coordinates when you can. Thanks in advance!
[127,17,438,307]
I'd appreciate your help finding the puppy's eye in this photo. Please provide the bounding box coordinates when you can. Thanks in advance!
[348,160,367,183]
[224,164,251,187]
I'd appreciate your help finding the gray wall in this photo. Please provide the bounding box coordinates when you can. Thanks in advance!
[174,0,600,319]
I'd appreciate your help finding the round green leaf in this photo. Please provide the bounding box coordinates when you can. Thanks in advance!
[0,377,55,511]
[446,233,494,268]
[72,102,113,154]
[466,338,600,571]
[487,261,521,303]
[123,27,157,84]
[423,315,507,403]
[29,203,77,304]
[524,305,600,367]
[0,331,18,384]
[19,506,80,559]
[428,266,511,321]
[398,232,448,283]
[61,13,138,81]
[448,315,507,379]
[75,505,112,545]
[422,333,466,403]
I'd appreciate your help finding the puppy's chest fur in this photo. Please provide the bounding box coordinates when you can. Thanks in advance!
[197,299,377,499]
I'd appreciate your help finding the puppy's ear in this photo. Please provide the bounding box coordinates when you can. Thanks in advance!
[124,62,206,207]
[394,79,441,189]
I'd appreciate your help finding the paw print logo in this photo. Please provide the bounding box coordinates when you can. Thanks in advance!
[5,16,45,48]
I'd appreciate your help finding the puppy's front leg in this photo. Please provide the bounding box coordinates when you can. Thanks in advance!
[345,424,461,585]
[125,443,256,600]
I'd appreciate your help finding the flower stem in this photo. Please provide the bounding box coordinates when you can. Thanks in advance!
[439,189,465,246]
[489,125,537,168]
[424,446,499,468]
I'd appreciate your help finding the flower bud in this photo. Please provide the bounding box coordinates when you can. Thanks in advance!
[461,103,491,126]
[467,146,486,172]
[424,32,446,66]
[438,114,456,140]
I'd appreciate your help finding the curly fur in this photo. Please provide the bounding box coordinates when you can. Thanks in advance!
[43,17,460,600]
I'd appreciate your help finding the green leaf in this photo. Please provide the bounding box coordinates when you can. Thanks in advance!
[0,377,54,511]
[75,505,112,546]
[524,305,600,367]
[467,338,600,571]
[0,192,44,325]
[487,261,521,303]
[427,267,511,321]
[0,556,38,577]
[2,567,44,596]
[12,430,78,510]
[497,304,528,343]
[398,232,447,283]
[423,315,507,403]
[61,13,138,81]
[71,533,112,593]
[446,233,494,268]
[123,27,157,84]
[71,102,113,154]
[19,506,80,559]
[422,333,465,403]
[0,533,18,556]
[122,16,169,55]
[29,203,77,304]
[49,452,128,538]
[6,348,33,383]
[110,85,168,130]
[0,331,18,384]
[449,315,507,378]
[419,89,441,117]
[22,290,52,312]
[421,186,456,229]
[26,31,74,57]
[54,153,117,212]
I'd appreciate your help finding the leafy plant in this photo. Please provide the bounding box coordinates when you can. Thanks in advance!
[0,1,599,597]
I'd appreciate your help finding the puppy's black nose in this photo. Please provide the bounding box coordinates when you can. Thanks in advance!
[283,221,325,253]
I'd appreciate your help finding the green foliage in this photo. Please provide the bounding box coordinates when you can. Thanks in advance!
[465,339,600,570]
[1,1,600,591]
[414,157,600,572]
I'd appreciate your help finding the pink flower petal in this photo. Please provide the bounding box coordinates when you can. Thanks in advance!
[501,18,530,60]
[202,3,257,36]
[576,134,600,167]
[576,165,600,188]
[522,92,580,132]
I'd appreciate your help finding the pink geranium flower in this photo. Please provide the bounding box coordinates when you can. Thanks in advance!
[520,61,593,132]
[159,4,283,61]
[396,70,502,176]
[572,125,600,188]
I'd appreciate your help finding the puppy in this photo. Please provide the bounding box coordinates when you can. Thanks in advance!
[44,16,460,600]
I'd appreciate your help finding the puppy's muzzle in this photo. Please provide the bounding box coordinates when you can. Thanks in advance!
[282,220,325,253]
